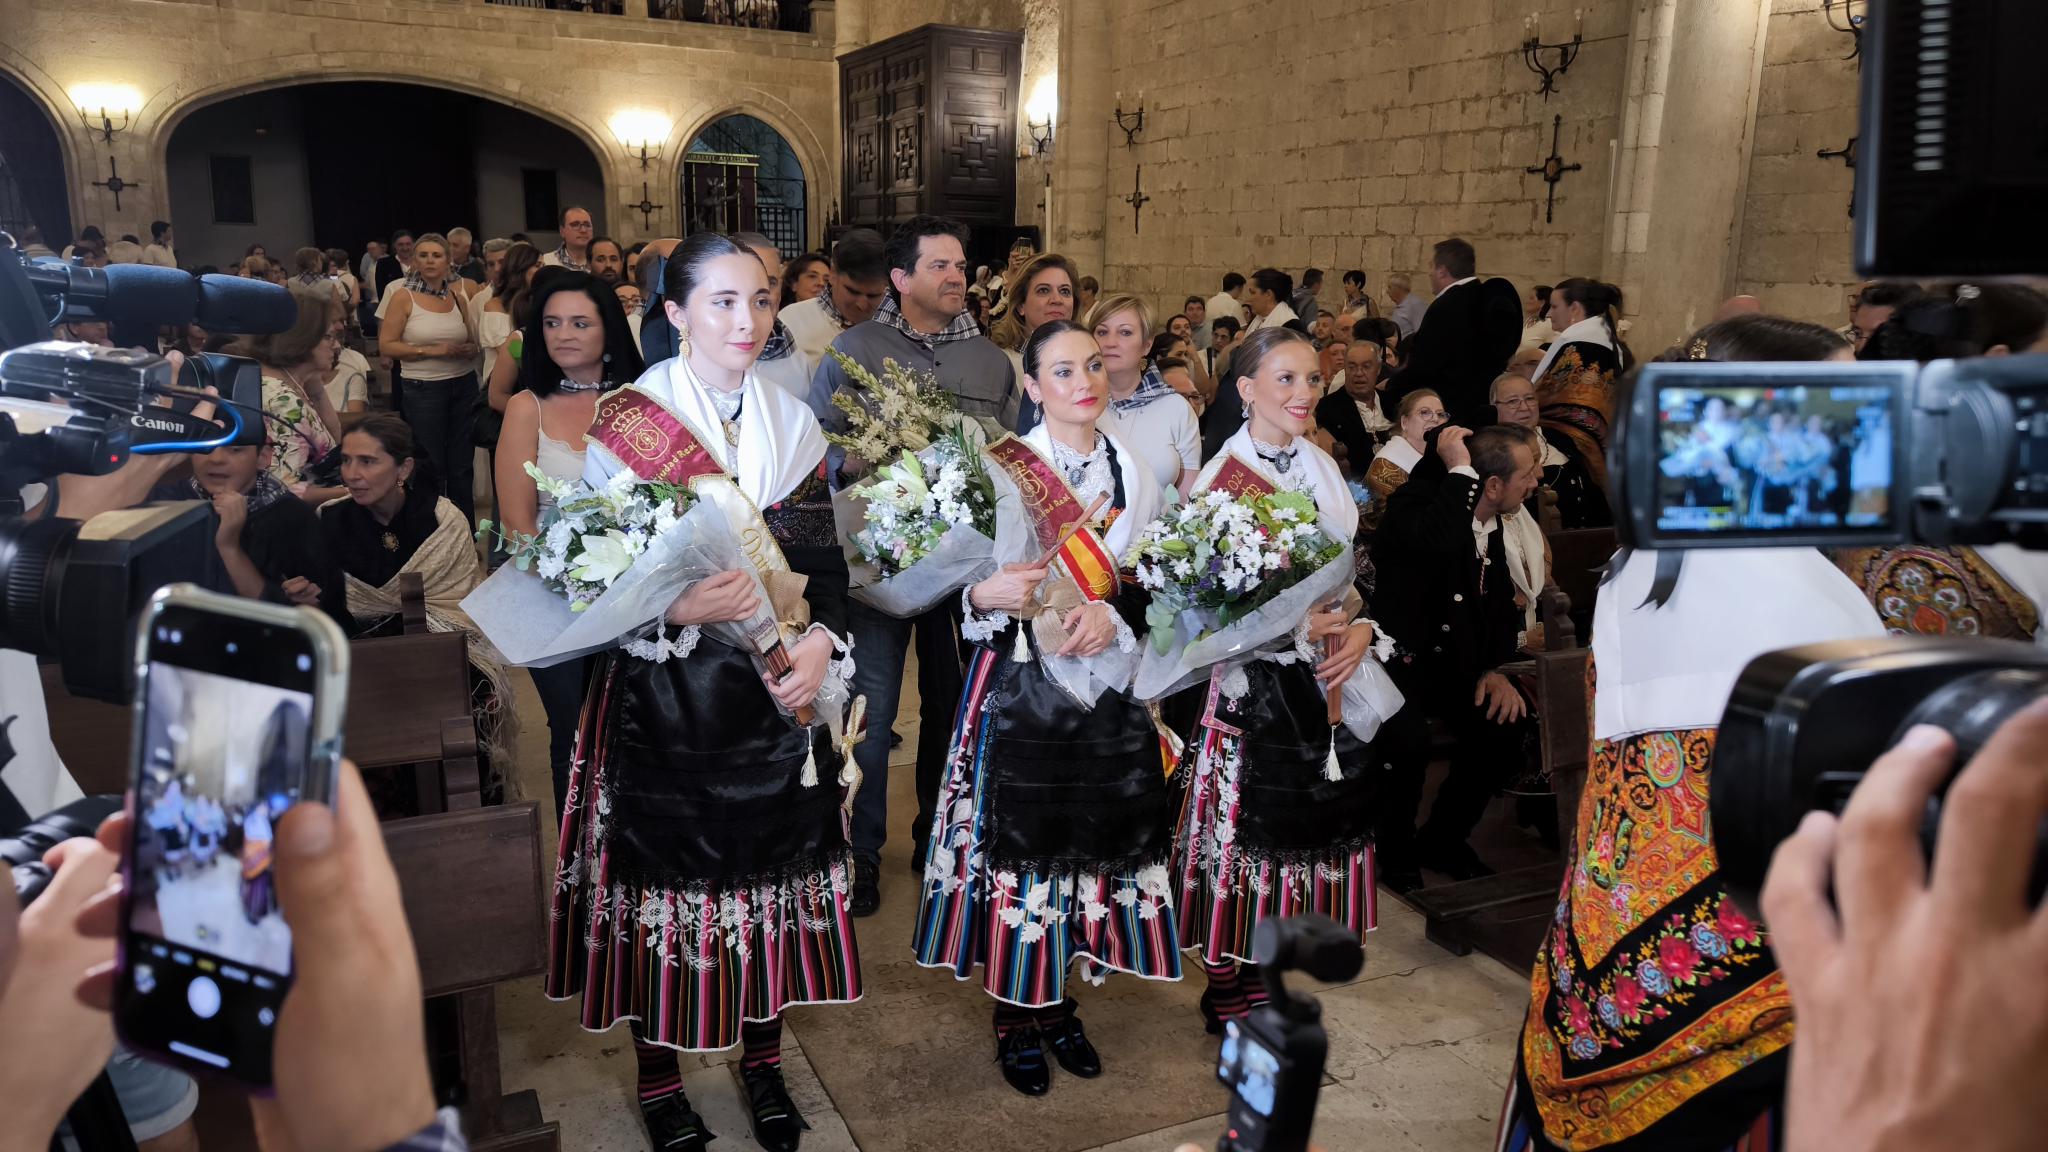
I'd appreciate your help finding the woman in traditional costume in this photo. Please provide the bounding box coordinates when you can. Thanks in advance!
[1362,388,1446,530]
[1531,277,1627,499]
[1501,316,1885,1152]
[543,234,857,1152]
[913,319,1181,1097]
[1172,326,1387,1033]
[319,413,514,797]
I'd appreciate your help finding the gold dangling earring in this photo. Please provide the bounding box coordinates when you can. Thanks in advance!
[677,324,692,359]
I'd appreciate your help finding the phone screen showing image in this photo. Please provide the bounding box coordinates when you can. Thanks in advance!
[117,601,329,1086]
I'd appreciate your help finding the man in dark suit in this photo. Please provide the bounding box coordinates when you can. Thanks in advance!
[1390,238,1523,426]
[1369,424,1541,890]
[1315,338,1388,478]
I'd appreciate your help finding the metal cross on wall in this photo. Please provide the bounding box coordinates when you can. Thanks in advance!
[93,157,139,212]
[1122,165,1151,234]
[632,182,665,229]
[1524,114,1582,224]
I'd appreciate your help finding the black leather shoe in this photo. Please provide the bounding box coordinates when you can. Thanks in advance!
[639,1091,713,1151]
[1418,839,1497,882]
[996,1025,1050,1096]
[1042,1007,1102,1078]
[742,1066,809,1152]
[850,857,880,918]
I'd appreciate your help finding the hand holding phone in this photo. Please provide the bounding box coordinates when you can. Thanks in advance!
[78,758,437,1149]
[115,586,348,1087]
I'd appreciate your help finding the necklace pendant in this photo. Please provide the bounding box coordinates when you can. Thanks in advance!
[381,531,400,553]
[722,419,741,447]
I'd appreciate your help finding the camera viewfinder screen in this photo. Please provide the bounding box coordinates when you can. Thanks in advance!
[1655,384,1894,536]
[129,664,314,976]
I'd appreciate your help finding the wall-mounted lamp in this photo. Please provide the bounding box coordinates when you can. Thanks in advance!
[1112,90,1144,147]
[1521,10,1584,100]
[609,109,674,170]
[70,83,141,144]
[1023,75,1056,156]
[1821,0,1866,62]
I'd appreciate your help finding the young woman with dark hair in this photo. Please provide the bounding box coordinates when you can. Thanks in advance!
[914,318,1181,1097]
[482,240,543,413]
[1532,277,1628,496]
[544,233,857,1152]
[495,270,645,815]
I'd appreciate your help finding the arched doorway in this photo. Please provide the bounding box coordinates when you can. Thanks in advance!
[0,71,73,248]
[680,114,806,256]
[164,82,605,270]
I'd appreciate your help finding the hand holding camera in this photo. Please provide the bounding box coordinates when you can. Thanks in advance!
[1765,701,2048,1152]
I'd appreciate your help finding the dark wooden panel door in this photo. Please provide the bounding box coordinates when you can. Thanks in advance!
[842,56,886,227]
[839,24,1020,233]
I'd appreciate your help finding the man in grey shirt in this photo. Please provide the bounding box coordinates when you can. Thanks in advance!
[809,214,1012,917]
[1388,271,1429,338]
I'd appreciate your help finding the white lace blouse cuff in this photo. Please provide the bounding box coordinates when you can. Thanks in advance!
[624,619,700,663]
[805,623,857,683]
[1363,617,1396,664]
[1109,605,1139,654]
[959,584,1011,643]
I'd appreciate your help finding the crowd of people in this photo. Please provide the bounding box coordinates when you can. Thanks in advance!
[5,209,2048,1152]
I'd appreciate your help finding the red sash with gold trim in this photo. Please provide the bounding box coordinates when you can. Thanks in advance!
[985,435,1118,601]
[591,387,729,485]
[1200,453,1278,502]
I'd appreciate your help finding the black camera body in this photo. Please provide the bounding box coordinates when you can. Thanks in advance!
[1213,915,1363,1152]
[0,247,283,702]
[1711,637,2048,916]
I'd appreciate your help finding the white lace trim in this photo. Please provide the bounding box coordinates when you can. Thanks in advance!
[624,620,701,663]
[1109,606,1138,654]
[960,583,1011,642]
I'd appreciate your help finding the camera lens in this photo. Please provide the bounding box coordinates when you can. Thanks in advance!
[0,513,79,658]
[1894,668,2048,905]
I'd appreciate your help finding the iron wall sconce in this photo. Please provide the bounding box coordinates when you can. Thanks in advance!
[1112,92,1144,147]
[1026,116,1054,156]
[1822,0,1866,62]
[1522,10,1584,100]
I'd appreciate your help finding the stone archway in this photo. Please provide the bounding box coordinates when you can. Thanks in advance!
[160,80,610,270]
[679,113,810,256]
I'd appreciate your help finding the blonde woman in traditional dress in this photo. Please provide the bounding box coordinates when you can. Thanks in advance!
[1171,326,1389,1035]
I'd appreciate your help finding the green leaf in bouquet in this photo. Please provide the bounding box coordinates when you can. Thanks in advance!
[1144,598,1181,655]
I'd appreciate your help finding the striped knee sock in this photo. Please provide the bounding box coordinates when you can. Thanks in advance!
[993,1004,1035,1039]
[1243,967,1271,1012]
[1032,999,1076,1029]
[1204,959,1249,1020]
[741,1017,782,1073]
[633,1037,683,1104]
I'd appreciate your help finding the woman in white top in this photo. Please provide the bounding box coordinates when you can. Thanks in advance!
[988,251,1078,431]
[494,269,646,815]
[481,241,542,412]
[378,233,482,524]
[1362,388,1445,529]
[1088,292,1200,495]
[1244,268,1300,333]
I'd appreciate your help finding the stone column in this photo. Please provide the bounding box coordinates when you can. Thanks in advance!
[1603,0,1773,352]
[1049,0,1109,273]
[1015,0,1061,236]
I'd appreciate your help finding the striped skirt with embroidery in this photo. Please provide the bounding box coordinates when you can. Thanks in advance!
[912,648,1183,1008]
[543,661,862,1052]
[1173,726,1376,966]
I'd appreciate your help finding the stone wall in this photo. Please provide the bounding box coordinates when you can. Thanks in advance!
[858,0,1023,45]
[1092,0,1635,332]
[1732,0,1862,327]
[1,0,841,251]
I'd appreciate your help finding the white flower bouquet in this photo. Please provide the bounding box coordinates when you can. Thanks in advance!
[824,349,981,466]
[833,424,1000,617]
[1125,487,1360,706]
[1126,488,1347,653]
[481,463,696,612]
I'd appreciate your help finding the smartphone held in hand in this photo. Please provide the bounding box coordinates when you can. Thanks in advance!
[113,585,348,1087]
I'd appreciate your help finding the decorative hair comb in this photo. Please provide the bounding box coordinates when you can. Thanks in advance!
[1687,337,1711,361]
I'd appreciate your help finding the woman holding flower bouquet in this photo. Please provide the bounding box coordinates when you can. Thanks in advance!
[912,319,1183,1098]
[542,234,857,1152]
[1163,325,1393,1035]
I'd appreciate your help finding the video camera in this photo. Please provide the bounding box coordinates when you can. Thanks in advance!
[1603,2,2048,914]
[1212,915,1363,1152]
[0,246,294,701]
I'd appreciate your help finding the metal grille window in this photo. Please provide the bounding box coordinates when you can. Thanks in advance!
[681,114,806,257]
